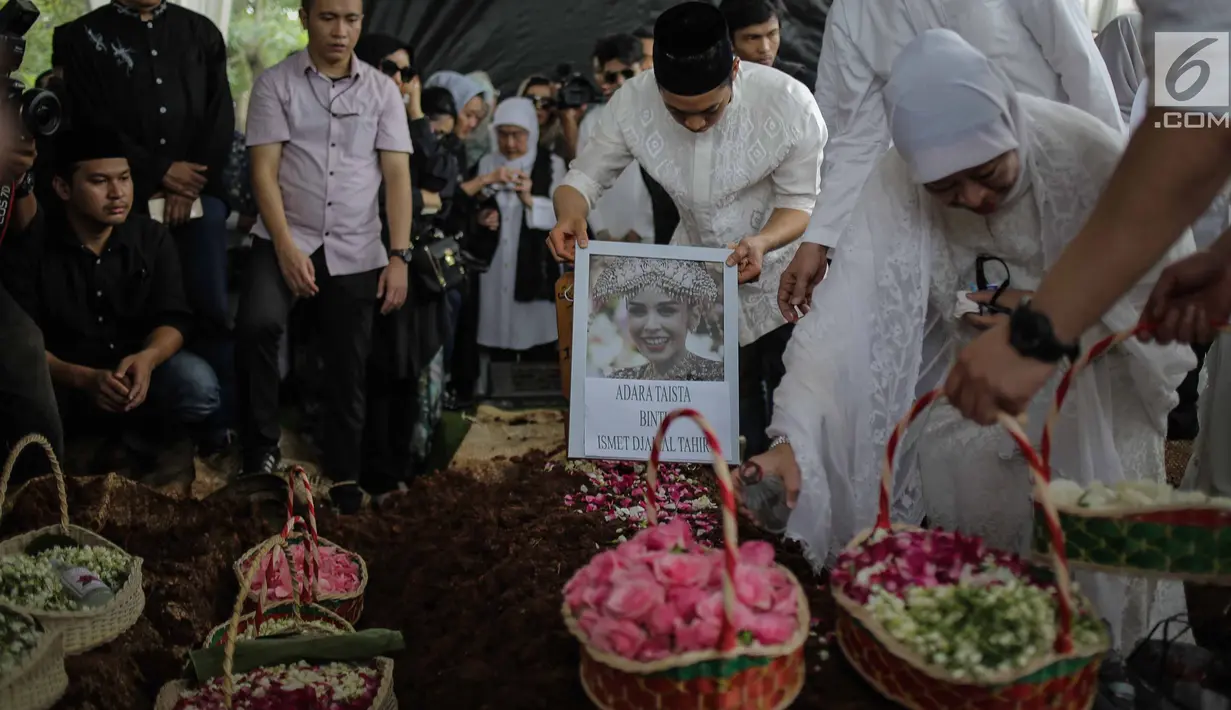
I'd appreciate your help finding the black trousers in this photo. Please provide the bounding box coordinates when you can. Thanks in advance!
[0,281,63,484]
[235,239,380,479]
[739,323,794,459]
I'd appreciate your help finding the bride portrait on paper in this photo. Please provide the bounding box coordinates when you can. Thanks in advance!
[588,256,725,383]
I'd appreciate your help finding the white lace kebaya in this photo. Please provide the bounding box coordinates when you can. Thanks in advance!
[769,30,1195,650]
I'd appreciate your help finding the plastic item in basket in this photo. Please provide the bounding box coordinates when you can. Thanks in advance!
[832,390,1109,710]
[0,608,68,710]
[561,409,809,710]
[1032,324,1231,582]
[0,435,145,654]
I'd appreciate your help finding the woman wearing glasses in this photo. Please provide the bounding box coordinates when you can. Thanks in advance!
[518,75,575,162]
[746,30,1195,654]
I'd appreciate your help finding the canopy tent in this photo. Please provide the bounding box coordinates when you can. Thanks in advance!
[361,0,831,98]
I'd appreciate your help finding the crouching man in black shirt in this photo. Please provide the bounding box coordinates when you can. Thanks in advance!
[0,130,221,466]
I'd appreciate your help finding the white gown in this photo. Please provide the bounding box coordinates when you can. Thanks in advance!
[474,154,566,352]
[802,0,1123,249]
[769,94,1195,649]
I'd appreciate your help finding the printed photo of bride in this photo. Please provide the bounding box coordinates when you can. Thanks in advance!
[586,255,726,382]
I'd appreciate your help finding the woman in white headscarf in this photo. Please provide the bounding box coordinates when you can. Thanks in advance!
[1095,13,1144,125]
[474,97,566,355]
[424,71,488,143]
[747,29,1195,651]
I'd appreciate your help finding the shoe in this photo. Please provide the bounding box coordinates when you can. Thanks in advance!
[1096,650,1136,709]
[328,480,366,515]
[198,429,236,458]
[240,449,281,479]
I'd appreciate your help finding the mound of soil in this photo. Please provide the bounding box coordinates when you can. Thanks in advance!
[1,457,890,709]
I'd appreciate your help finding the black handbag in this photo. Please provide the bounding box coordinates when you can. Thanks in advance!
[411,229,467,294]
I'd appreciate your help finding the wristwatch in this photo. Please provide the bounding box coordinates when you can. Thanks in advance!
[389,248,413,264]
[1008,299,1080,363]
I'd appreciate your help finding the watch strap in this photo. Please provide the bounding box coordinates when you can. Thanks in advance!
[1008,299,1080,364]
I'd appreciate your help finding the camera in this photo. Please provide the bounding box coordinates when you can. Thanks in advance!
[554,63,603,110]
[0,0,61,137]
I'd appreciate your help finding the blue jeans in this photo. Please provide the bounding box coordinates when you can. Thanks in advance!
[146,350,223,425]
[172,195,234,430]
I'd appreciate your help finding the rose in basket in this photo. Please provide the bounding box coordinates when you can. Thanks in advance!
[832,527,1106,681]
[565,519,801,662]
[171,660,383,710]
[563,409,809,710]
[830,391,1109,710]
[244,542,362,602]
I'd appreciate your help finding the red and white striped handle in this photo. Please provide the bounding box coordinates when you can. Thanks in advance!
[280,466,321,602]
[876,390,1077,653]
[645,408,740,653]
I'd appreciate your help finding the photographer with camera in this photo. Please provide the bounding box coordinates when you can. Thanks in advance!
[0,0,66,484]
[53,0,236,452]
[575,34,656,246]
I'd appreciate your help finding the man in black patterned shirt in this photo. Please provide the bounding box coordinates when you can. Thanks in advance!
[53,0,236,449]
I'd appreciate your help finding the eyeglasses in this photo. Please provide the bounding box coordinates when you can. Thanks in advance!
[526,95,556,110]
[379,59,415,82]
[974,255,1012,315]
[603,68,636,85]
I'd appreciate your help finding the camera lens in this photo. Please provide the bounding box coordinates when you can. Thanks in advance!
[21,88,61,137]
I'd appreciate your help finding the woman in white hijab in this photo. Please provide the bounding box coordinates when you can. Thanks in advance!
[474,97,566,354]
[748,29,1195,651]
[1095,13,1144,125]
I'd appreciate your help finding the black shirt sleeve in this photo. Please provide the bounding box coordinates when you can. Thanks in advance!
[0,203,47,322]
[192,21,236,198]
[142,220,193,340]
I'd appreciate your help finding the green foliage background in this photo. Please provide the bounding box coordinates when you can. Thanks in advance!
[16,0,306,130]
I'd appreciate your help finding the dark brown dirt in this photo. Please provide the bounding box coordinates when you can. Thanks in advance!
[1,457,893,710]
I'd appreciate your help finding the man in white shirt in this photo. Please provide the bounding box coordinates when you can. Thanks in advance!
[577,34,657,244]
[776,0,1124,320]
[546,1,827,457]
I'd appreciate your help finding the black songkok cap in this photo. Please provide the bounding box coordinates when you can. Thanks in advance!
[54,125,127,175]
[653,2,735,97]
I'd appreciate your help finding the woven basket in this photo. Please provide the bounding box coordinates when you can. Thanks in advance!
[1031,324,1231,582]
[0,608,68,710]
[0,434,145,654]
[234,467,367,624]
[156,537,395,710]
[832,390,1109,710]
[562,409,810,710]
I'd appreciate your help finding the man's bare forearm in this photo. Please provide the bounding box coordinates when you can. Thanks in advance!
[758,208,812,251]
[250,145,294,249]
[140,325,184,367]
[381,152,413,251]
[1031,110,1231,341]
[46,352,92,390]
[552,184,590,223]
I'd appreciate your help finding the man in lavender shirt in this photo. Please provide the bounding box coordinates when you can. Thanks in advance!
[237,0,413,491]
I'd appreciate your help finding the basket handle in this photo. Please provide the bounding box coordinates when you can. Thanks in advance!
[876,390,1078,654]
[645,408,741,653]
[282,467,320,601]
[224,536,291,708]
[1040,321,1230,475]
[0,434,68,529]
